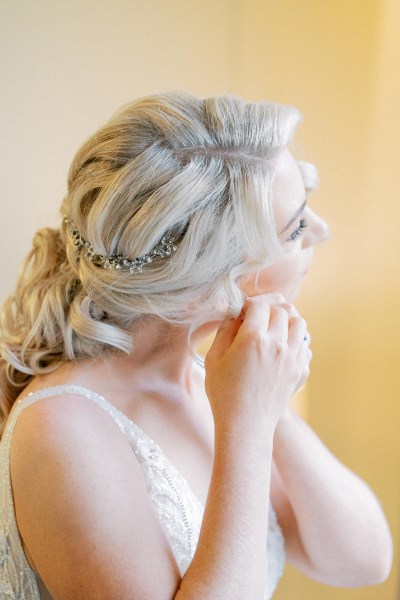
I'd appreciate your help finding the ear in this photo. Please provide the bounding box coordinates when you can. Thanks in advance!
[238,269,273,298]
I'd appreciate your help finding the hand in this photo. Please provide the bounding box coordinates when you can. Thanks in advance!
[205,294,312,438]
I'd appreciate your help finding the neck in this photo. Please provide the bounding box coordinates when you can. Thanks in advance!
[90,316,220,401]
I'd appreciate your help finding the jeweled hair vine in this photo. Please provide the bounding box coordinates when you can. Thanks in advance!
[64,216,178,273]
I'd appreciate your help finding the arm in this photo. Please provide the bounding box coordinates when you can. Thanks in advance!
[175,425,274,600]
[176,297,310,599]
[270,407,393,586]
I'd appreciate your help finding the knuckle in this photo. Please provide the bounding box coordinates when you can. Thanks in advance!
[282,303,296,316]
[243,296,271,313]
[258,292,286,305]
[272,306,288,319]
[277,342,289,355]
[271,337,288,354]
[282,302,297,314]
[245,295,268,304]
[240,328,266,346]
[289,315,302,326]
[273,293,286,303]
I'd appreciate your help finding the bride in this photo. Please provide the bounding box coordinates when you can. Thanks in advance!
[0,92,393,599]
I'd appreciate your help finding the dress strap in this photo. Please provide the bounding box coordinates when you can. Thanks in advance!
[6,384,147,442]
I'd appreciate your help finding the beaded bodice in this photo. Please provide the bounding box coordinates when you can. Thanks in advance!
[0,385,285,599]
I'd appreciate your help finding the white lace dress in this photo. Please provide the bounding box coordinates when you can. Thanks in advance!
[0,385,286,599]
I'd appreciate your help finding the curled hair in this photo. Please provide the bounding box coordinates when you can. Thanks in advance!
[0,91,307,433]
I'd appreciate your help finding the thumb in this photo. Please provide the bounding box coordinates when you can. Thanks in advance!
[206,313,242,362]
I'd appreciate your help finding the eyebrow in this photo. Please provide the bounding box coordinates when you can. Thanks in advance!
[280,200,307,234]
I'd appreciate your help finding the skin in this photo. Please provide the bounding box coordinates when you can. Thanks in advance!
[240,148,330,301]
[9,149,393,599]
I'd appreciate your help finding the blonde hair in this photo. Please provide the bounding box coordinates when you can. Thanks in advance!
[0,91,310,433]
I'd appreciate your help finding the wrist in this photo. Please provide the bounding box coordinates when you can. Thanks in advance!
[274,407,297,436]
[214,419,276,450]
[279,406,294,422]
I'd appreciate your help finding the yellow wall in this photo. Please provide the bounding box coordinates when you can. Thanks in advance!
[1,2,399,598]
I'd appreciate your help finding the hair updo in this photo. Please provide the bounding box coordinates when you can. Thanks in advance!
[0,91,313,431]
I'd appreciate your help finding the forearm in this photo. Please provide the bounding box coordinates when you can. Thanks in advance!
[273,408,393,585]
[175,426,274,600]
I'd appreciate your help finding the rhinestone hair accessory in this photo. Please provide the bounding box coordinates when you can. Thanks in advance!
[64,217,177,273]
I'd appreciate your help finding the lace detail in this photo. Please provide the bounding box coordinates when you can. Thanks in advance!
[0,400,41,599]
[0,385,286,598]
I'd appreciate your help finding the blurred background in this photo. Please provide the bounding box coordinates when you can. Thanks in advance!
[1,1,399,598]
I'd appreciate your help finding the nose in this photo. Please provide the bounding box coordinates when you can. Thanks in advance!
[303,207,330,247]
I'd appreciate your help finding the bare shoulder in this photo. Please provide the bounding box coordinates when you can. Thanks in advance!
[11,394,181,600]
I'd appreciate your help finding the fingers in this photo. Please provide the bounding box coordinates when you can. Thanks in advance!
[268,306,289,346]
[241,294,306,347]
[206,313,242,361]
[294,342,313,392]
[239,298,271,334]
[280,302,300,318]
[288,316,309,351]
[240,295,312,397]
[240,293,289,333]
[207,295,281,363]
[209,293,310,364]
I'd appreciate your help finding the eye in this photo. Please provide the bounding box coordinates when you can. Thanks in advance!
[287,219,307,242]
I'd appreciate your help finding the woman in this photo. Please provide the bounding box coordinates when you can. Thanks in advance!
[0,92,393,599]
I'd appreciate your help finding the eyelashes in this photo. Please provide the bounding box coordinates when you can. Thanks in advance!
[287,219,308,242]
